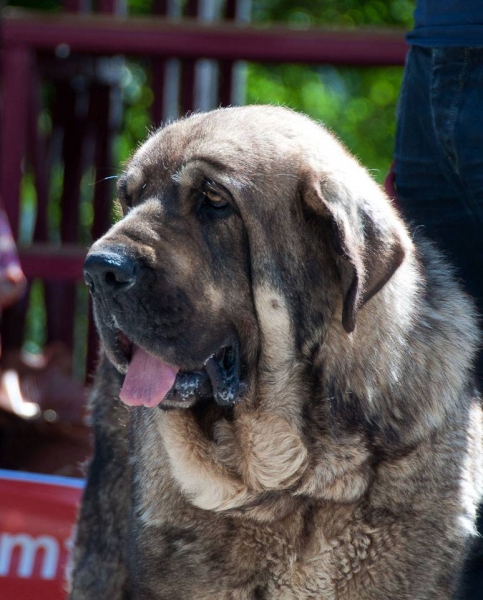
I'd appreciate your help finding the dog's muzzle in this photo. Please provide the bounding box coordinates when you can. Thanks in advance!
[83,250,247,409]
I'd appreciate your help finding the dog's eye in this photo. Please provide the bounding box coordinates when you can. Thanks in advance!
[204,189,227,209]
[119,182,147,214]
[198,181,230,216]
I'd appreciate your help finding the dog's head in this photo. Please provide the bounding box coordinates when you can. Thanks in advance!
[84,106,411,410]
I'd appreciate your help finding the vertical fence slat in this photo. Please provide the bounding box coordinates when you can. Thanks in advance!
[0,46,32,238]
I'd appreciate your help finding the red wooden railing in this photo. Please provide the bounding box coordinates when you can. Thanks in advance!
[2,12,406,64]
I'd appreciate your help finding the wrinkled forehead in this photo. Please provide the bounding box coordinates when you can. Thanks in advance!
[118,109,319,197]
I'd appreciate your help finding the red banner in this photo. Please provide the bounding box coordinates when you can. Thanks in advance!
[0,470,83,600]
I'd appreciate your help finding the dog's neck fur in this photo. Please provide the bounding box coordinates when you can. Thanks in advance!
[156,240,478,519]
[322,241,477,441]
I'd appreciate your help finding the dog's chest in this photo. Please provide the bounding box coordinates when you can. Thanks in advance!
[129,408,378,599]
[231,519,337,599]
[130,470,375,600]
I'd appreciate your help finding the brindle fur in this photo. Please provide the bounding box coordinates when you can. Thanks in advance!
[68,106,483,599]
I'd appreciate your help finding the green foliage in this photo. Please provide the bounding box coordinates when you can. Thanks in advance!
[246,62,404,181]
[252,0,413,28]
[115,60,153,165]
[245,0,413,181]
[23,280,47,355]
[8,0,60,10]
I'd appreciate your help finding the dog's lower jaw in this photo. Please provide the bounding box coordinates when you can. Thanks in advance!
[156,341,247,409]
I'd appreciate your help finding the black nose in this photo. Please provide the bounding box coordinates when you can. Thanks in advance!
[83,252,138,298]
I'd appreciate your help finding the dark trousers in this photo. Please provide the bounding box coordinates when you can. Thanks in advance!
[394,45,483,599]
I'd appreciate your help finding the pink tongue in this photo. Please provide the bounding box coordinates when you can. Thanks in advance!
[120,346,178,407]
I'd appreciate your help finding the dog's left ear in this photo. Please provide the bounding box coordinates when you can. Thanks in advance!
[303,174,410,333]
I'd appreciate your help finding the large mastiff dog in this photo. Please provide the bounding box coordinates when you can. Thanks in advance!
[71,106,482,599]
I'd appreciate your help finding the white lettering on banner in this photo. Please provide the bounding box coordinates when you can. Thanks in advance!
[0,533,59,579]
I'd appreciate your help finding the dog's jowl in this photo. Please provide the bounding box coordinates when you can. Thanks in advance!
[69,106,483,600]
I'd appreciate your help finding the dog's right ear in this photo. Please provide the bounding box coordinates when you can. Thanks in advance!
[302,173,411,333]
